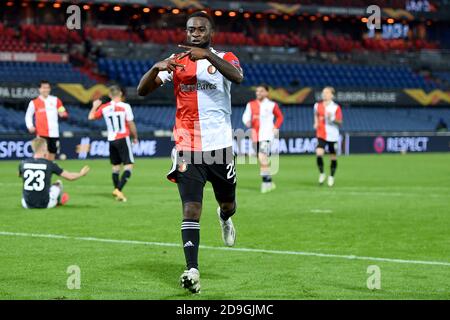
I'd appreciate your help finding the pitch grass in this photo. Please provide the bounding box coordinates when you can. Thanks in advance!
[0,153,449,300]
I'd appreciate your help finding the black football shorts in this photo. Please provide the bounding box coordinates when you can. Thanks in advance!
[109,137,134,165]
[41,137,60,154]
[167,147,236,204]
[317,138,338,154]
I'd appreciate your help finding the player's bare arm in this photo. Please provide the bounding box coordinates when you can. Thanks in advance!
[178,45,244,84]
[137,58,185,96]
[88,99,102,120]
[128,121,139,144]
[25,102,36,133]
[314,113,319,129]
[60,165,90,181]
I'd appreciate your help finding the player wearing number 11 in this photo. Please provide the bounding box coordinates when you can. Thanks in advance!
[88,85,139,202]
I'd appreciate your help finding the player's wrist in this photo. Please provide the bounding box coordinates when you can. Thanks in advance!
[205,50,213,60]
[153,62,165,72]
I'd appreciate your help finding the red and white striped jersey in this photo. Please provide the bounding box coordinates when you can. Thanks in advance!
[157,48,241,152]
[93,100,134,141]
[314,100,342,142]
[25,95,66,138]
[242,98,284,142]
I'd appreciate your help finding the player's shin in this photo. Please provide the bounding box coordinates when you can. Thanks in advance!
[331,159,337,176]
[117,169,132,191]
[181,219,200,270]
[259,154,272,182]
[219,202,236,222]
[112,171,120,189]
[316,156,324,173]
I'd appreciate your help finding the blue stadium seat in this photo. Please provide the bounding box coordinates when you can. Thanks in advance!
[1,104,449,134]
[0,61,95,84]
[97,59,444,89]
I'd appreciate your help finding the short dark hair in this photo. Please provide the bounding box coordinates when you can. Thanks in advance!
[187,11,215,29]
[256,84,270,92]
[39,80,50,87]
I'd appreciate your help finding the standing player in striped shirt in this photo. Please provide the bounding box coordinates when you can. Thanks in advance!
[25,80,68,161]
[88,85,138,202]
[137,11,243,293]
[314,87,343,187]
[242,85,284,193]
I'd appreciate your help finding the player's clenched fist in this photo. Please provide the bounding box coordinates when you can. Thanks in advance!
[153,58,185,72]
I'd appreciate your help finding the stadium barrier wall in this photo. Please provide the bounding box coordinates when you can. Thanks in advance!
[345,133,450,154]
[1,133,449,160]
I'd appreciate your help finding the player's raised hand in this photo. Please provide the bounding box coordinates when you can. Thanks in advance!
[80,165,90,176]
[92,99,102,109]
[154,58,185,72]
[178,45,210,61]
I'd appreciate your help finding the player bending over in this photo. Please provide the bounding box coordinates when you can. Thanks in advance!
[88,85,138,202]
[243,84,284,193]
[19,137,90,209]
[313,87,343,187]
[25,80,69,161]
[137,11,243,293]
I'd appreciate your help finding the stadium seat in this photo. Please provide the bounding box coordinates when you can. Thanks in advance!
[97,58,443,89]
[0,62,95,84]
[1,104,448,134]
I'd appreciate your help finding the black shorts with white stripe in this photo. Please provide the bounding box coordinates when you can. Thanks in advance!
[109,137,134,165]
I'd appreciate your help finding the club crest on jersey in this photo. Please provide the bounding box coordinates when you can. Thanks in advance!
[178,160,188,173]
[207,65,217,74]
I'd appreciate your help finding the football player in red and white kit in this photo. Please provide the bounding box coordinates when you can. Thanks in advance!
[243,85,284,193]
[137,11,243,293]
[25,80,68,161]
[88,85,138,202]
[314,87,343,187]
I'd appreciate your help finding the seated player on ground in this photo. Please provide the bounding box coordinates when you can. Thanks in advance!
[88,85,138,202]
[19,137,90,209]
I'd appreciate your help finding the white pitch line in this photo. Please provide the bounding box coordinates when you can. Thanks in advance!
[310,209,333,213]
[1,231,450,267]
